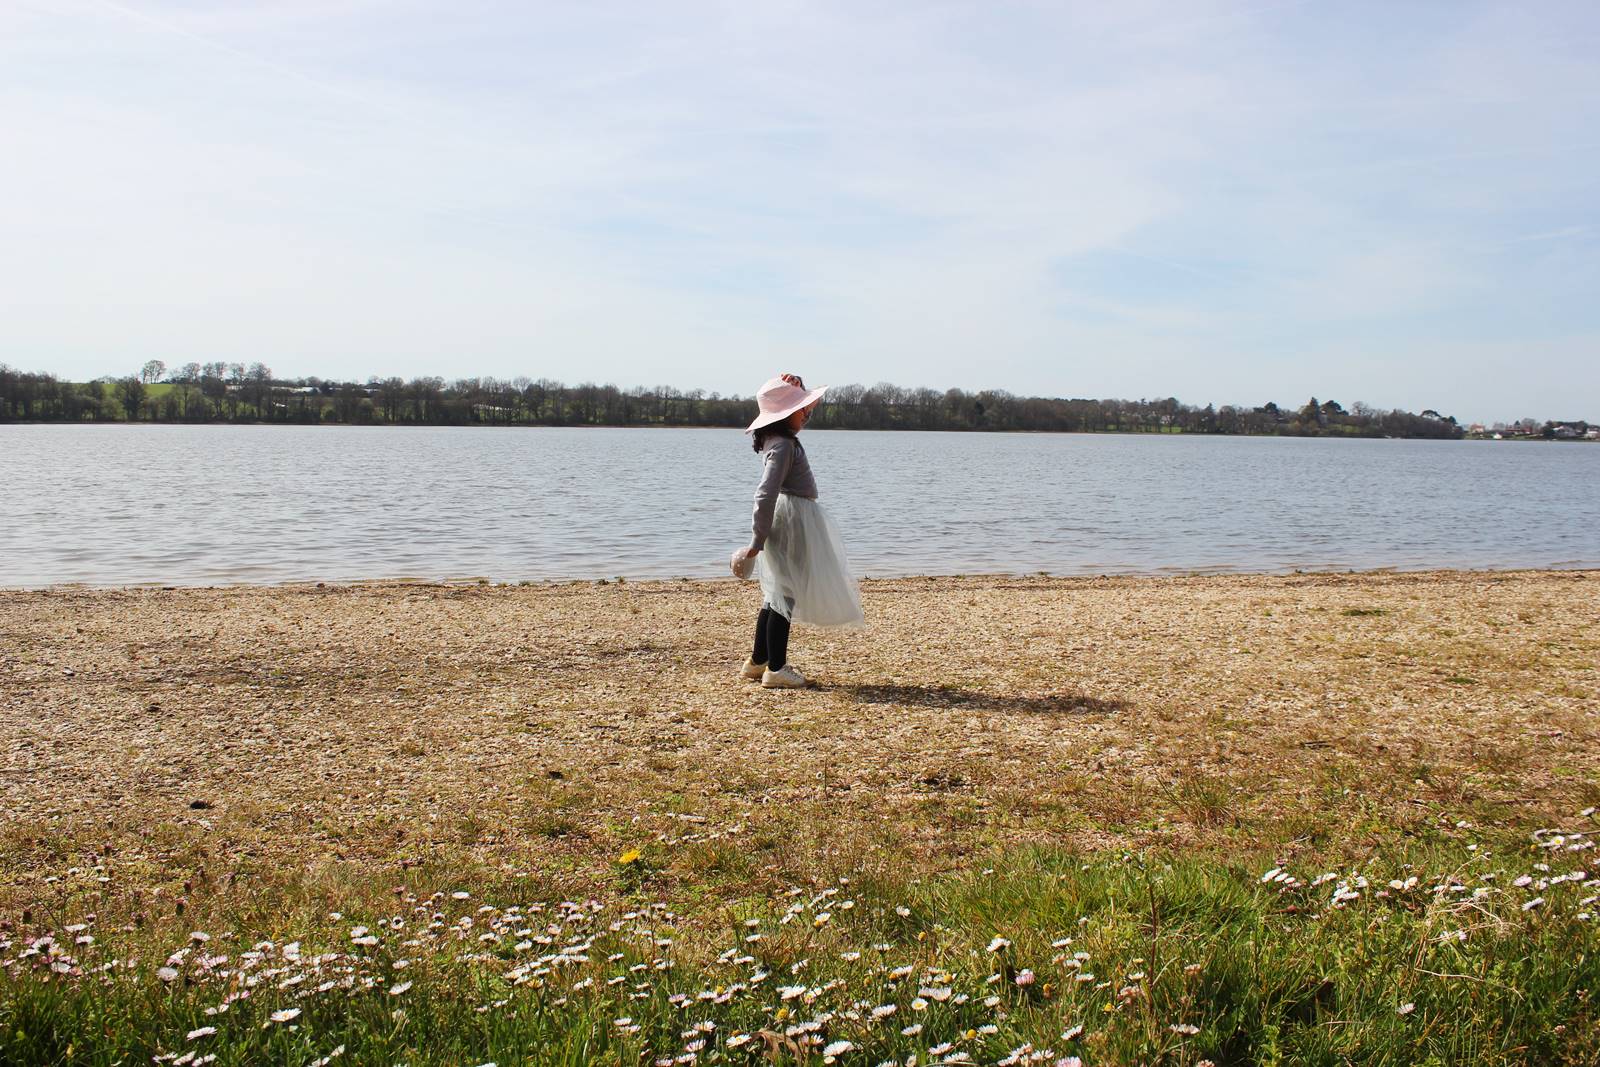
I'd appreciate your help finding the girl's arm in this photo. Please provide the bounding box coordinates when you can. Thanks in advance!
[747,437,795,554]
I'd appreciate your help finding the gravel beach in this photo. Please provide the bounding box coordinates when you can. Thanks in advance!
[3,570,1597,909]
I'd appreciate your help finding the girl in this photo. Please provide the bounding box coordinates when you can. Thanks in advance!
[732,373,865,688]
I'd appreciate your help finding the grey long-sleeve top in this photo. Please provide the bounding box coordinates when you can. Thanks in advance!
[749,435,817,552]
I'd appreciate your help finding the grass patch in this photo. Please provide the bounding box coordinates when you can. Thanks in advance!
[2,829,1597,1065]
[1340,607,1388,617]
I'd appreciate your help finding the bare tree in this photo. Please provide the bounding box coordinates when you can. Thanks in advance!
[247,363,273,417]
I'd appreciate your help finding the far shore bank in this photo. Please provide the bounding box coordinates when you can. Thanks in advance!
[13,417,1596,442]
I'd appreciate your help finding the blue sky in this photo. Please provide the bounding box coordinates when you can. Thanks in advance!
[2,0,1597,422]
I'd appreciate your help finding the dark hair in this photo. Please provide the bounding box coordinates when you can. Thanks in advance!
[752,421,797,453]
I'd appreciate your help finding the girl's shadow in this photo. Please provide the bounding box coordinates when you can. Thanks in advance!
[837,683,1124,717]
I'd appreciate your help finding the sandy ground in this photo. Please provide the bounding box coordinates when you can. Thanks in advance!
[2,570,1597,910]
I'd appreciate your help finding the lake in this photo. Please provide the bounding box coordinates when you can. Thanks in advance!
[1,425,1596,587]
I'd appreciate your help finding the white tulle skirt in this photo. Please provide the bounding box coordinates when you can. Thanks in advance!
[759,494,865,627]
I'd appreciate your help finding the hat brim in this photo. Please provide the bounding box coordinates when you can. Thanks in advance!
[744,385,828,433]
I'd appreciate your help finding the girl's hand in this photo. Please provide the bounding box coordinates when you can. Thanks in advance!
[731,547,758,576]
[780,373,805,389]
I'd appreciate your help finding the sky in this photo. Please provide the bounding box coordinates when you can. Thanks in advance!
[2,1,1597,423]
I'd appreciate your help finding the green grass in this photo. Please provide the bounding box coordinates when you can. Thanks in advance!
[3,830,1596,1065]
[95,381,176,399]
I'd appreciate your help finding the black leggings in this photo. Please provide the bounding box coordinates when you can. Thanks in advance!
[751,604,791,671]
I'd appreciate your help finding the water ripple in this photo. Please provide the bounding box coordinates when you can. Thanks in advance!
[1,425,1597,587]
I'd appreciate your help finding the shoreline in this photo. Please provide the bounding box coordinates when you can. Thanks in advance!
[7,561,1598,594]
[11,419,1568,441]
[11,418,1596,441]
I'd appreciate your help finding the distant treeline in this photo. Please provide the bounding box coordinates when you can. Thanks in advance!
[0,360,1472,438]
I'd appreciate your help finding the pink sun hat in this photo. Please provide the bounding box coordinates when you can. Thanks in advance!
[744,376,828,433]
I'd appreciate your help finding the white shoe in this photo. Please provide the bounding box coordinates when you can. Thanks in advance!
[761,665,808,689]
[740,657,767,681]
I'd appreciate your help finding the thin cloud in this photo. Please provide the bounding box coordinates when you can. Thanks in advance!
[1495,225,1594,247]
[82,0,412,120]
